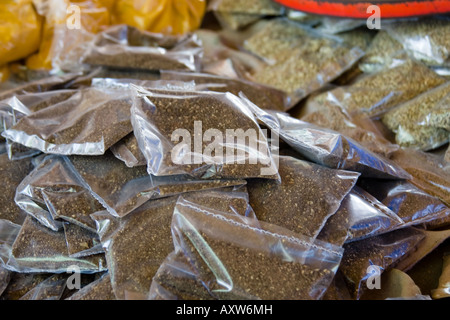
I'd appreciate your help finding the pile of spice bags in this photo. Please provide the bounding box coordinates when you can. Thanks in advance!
[0,2,450,301]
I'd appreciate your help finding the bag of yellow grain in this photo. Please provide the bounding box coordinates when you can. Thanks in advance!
[112,0,206,35]
[0,0,42,80]
[26,0,113,71]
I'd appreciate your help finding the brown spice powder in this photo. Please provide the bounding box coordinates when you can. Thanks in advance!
[247,156,358,238]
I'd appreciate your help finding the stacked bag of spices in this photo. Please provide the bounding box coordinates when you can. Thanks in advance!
[0,0,449,301]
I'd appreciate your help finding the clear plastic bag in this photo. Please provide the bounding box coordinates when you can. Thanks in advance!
[358,30,405,74]
[160,70,290,111]
[130,85,279,180]
[384,17,450,66]
[19,273,68,300]
[382,81,450,151]
[110,133,147,168]
[241,18,364,107]
[2,87,133,156]
[0,153,34,225]
[14,154,102,232]
[315,58,446,118]
[301,97,400,158]
[66,151,247,218]
[0,264,11,297]
[90,196,180,300]
[247,155,359,238]
[390,148,450,207]
[63,222,103,259]
[0,219,21,266]
[6,215,107,274]
[0,72,82,102]
[148,251,215,300]
[66,272,115,300]
[339,227,426,300]
[170,195,344,300]
[82,24,203,72]
[317,186,404,246]
[243,99,411,180]
[0,89,78,160]
[358,178,450,229]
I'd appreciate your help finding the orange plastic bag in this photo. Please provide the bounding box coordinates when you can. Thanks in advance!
[26,0,113,71]
[0,0,42,67]
[112,0,206,35]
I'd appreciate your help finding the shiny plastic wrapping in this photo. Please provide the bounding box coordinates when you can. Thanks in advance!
[390,148,450,207]
[241,18,364,108]
[384,17,450,66]
[14,154,102,232]
[244,98,411,179]
[339,227,426,300]
[317,186,404,246]
[2,87,133,156]
[130,85,279,179]
[110,133,147,168]
[247,155,359,238]
[382,81,450,151]
[301,96,400,158]
[0,89,78,159]
[160,70,290,111]
[6,215,107,274]
[310,58,446,118]
[66,151,246,218]
[168,195,344,300]
[83,25,203,72]
[0,153,34,225]
[66,272,115,300]
[359,179,450,230]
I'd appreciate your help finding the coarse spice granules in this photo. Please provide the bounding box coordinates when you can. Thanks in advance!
[358,178,450,227]
[212,0,283,15]
[182,230,334,300]
[385,17,450,66]
[83,25,201,72]
[97,196,179,300]
[0,153,34,225]
[19,274,68,300]
[149,251,215,300]
[325,59,446,117]
[110,133,147,167]
[173,196,344,300]
[358,30,405,73]
[242,18,363,98]
[0,266,11,297]
[246,156,359,238]
[66,273,116,300]
[160,71,289,111]
[382,82,450,151]
[0,273,52,300]
[68,151,247,218]
[214,12,262,31]
[41,187,105,233]
[132,90,278,179]
[10,215,107,273]
[339,227,426,300]
[62,222,103,258]
[301,101,399,157]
